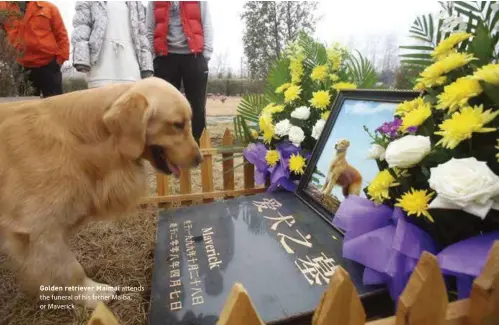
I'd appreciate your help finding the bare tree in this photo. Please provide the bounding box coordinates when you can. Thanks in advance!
[211,51,230,78]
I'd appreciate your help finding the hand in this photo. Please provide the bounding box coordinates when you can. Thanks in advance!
[75,64,90,73]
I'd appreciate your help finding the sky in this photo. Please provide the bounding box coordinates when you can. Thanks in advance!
[311,99,398,201]
[51,0,442,73]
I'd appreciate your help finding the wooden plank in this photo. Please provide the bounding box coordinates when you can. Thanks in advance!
[394,252,448,325]
[141,187,266,204]
[156,173,166,196]
[312,266,365,325]
[217,283,265,325]
[243,157,255,190]
[468,240,499,325]
[367,300,469,325]
[179,167,192,205]
[222,128,235,197]
[200,129,214,203]
[87,302,120,325]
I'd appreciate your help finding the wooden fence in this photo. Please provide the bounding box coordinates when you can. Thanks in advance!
[87,241,499,325]
[140,128,266,207]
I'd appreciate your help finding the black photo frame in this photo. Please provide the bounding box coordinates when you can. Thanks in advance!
[296,89,420,227]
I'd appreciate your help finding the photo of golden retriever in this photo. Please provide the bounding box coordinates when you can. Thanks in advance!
[0,77,202,309]
[321,139,363,198]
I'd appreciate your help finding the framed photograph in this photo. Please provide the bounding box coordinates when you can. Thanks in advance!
[296,89,420,225]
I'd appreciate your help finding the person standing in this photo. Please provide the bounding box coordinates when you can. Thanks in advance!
[0,1,69,98]
[146,1,213,143]
[72,1,153,89]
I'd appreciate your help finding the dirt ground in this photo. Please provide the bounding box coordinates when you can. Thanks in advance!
[0,97,252,325]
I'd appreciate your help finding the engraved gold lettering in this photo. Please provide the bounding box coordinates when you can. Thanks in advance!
[170,269,180,278]
[264,212,296,230]
[171,261,180,269]
[277,230,313,254]
[192,296,204,305]
[169,288,181,299]
[191,287,203,297]
[202,227,223,270]
[190,278,202,286]
[169,279,181,288]
[188,264,198,271]
[170,301,182,311]
[169,223,178,229]
[295,252,337,286]
[252,198,282,212]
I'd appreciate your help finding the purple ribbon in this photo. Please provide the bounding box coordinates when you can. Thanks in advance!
[332,195,437,300]
[437,231,499,299]
[332,195,499,301]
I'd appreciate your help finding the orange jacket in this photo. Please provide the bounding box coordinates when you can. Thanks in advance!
[0,1,69,68]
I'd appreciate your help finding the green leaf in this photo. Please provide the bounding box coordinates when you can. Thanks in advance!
[468,21,495,66]
[400,59,434,66]
[454,1,481,13]
[481,81,499,106]
[400,45,435,51]
[399,53,433,59]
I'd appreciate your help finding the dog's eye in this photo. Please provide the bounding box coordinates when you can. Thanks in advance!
[173,122,185,130]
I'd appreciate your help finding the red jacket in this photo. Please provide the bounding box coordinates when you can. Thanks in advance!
[153,1,204,56]
[0,1,69,68]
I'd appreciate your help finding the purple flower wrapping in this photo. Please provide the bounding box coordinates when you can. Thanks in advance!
[332,195,437,300]
[243,143,268,185]
[437,231,499,299]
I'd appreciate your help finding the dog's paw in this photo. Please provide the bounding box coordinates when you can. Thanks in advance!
[74,278,117,309]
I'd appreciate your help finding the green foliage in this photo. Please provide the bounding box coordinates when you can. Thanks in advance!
[234,33,378,147]
[400,1,499,72]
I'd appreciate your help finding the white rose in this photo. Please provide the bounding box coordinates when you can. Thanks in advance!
[290,106,311,120]
[311,119,326,140]
[366,144,386,161]
[428,157,499,219]
[274,119,291,137]
[384,135,431,169]
[288,125,305,146]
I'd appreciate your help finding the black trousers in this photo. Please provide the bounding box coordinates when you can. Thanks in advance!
[25,58,63,98]
[153,53,208,143]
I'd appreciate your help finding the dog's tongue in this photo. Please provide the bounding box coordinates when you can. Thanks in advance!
[167,161,181,178]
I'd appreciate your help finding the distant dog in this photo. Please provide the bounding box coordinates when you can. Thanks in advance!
[321,139,362,198]
[0,77,202,309]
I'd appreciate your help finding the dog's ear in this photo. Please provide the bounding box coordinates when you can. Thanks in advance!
[103,92,152,158]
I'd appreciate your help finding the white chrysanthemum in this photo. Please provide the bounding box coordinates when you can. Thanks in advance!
[274,119,291,137]
[288,125,305,146]
[290,106,311,120]
[311,119,326,140]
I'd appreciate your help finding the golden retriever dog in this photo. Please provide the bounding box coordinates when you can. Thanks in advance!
[321,139,362,198]
[0,77,202,309]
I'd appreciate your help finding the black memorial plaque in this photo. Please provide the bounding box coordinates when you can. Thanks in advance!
[149,191,392,325]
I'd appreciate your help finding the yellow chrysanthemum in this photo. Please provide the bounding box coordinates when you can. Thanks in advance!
[263,127,275,144]
[309,90,331,110]
[329,74,339,82]
[290,58,304,84]
[262,103,285,115]
[400,100,432,132]
[289,153,306,175]
[275,83,292,94]
[367,170,400,205]
[496,139,499,162]
[284,85,302,103]
[435,105,499,149]
[265,150,280,167]
[395,97,427,116]
[395,188,435,223]
[327,49,342,71]
[413,82,426,91]
[416,52,475,88]
[250,129,259,139]
[472,63,499,86]
[311,65,328,82]
[321,111,330,120]
[332,82,357,91]
[432,32,472,60]
[436,78,483,112]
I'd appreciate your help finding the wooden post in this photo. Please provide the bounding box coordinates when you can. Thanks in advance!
[156,173,166,196]
[179,168,192,205]
[312,266,366,325]
[217,283,265,325]
[87,302,120,325]
[200,129,214,203]
[222,128,235,198]
[394,252,448,325]
[468,240,499,325]
[243,158,255,191]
